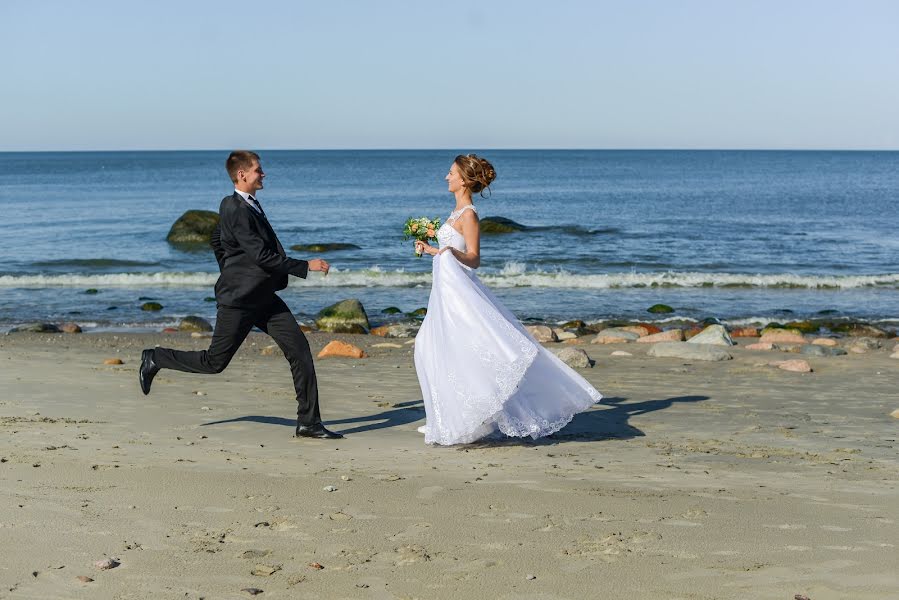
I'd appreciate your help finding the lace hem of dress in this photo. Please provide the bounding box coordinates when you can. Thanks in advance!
[422,349,602,445]
[423,342,538,446]
[493,384,602,439]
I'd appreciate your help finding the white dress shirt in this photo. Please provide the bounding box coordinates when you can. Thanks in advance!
[234,189,263,215]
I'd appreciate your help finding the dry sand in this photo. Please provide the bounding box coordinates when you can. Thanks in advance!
[1,331,897,599]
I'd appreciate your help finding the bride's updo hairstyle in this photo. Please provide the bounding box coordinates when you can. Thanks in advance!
[454,154,496,197]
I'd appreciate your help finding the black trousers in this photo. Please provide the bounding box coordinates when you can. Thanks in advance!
[153,295,321,426]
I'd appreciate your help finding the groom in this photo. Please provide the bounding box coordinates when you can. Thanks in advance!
[139,150,342,439]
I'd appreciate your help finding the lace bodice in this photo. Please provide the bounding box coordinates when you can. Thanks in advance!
[437,205,477,252]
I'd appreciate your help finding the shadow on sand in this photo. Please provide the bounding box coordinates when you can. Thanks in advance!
[200,395,708,444]
[457,395,709,448]
[200,400,425,435]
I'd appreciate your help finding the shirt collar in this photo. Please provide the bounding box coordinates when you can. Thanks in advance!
[234,189,255,202]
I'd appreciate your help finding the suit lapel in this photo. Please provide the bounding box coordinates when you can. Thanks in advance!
[234,192,286,258]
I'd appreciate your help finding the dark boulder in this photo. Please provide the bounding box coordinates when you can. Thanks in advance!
[479,217,527,234]
[315,299,370,333]
[178,316,213,332]
[647,304,674,314]
[166,210,220,244]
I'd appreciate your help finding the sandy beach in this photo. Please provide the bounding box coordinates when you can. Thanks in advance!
[1,331,897,599]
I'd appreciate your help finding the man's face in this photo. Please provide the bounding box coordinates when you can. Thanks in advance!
[238,160,265,192]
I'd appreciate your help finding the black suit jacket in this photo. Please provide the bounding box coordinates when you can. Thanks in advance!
[210,192,308,308]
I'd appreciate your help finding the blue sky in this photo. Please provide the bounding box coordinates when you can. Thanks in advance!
[2,0,897,150]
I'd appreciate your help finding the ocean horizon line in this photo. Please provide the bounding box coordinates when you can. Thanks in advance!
[3,147,899,154]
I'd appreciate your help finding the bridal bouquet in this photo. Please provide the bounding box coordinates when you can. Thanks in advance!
[403,216,441,257]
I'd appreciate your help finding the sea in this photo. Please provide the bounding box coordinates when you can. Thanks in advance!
[1,150,897,333]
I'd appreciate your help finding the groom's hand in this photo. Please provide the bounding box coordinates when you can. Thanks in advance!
[308,259,330,275]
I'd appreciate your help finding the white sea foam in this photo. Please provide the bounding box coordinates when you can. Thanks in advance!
[1,266,897,290]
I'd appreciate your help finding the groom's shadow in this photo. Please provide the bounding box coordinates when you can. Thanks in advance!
[462,395,709,448]
[200,400,425,435]
[199,396,709,443]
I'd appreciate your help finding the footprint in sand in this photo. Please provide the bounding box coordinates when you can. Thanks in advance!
[388,522,432,541]
[562,530,663,562]
[416,486,443,500]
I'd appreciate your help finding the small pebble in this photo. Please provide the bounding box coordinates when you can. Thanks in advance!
[201,406,211,411]
[76,576,94,583]
[241,588,264,596]
[309,562,324,570]
[194,391,206,396]
[340,475,351,481]
[104,358,124,365]
[94,558,120,570]
[526,574,537,580]
[323,486,337,492]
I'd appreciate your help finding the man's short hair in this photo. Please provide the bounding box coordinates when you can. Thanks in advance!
[226,150,260,183]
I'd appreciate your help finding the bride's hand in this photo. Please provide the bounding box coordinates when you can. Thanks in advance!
[414,240,438,256]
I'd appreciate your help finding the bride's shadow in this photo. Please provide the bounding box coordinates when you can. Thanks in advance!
[199,396,708,443]
[461,395,709,448]
[200,400,425,434]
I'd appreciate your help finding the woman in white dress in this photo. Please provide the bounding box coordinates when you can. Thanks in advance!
[413,154,602,445]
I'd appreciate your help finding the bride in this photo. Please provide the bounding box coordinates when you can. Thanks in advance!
[412,154,602,445]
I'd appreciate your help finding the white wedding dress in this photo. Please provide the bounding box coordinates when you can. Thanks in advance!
[414,205,602,445]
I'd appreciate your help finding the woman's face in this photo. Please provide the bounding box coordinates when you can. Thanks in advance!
[445,163,466,193]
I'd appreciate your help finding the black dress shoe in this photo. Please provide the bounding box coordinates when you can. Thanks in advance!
[139,348,160,396]
[295,423,344,439]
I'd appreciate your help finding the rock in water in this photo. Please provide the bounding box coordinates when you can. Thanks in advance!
[686,324,735,346]
[647,304,674,314]
[831,322,890,338]
[166,210,220,244]
[317,341,367,359]
[646,342,732,361]
[178,316,213,332]
[60,322,83,333]
[479,216,527,234]
[556,347,594,368]
[315,299,370,333]
[141,302,163,312]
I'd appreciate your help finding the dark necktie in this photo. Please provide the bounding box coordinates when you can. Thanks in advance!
[248,196,266,219]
